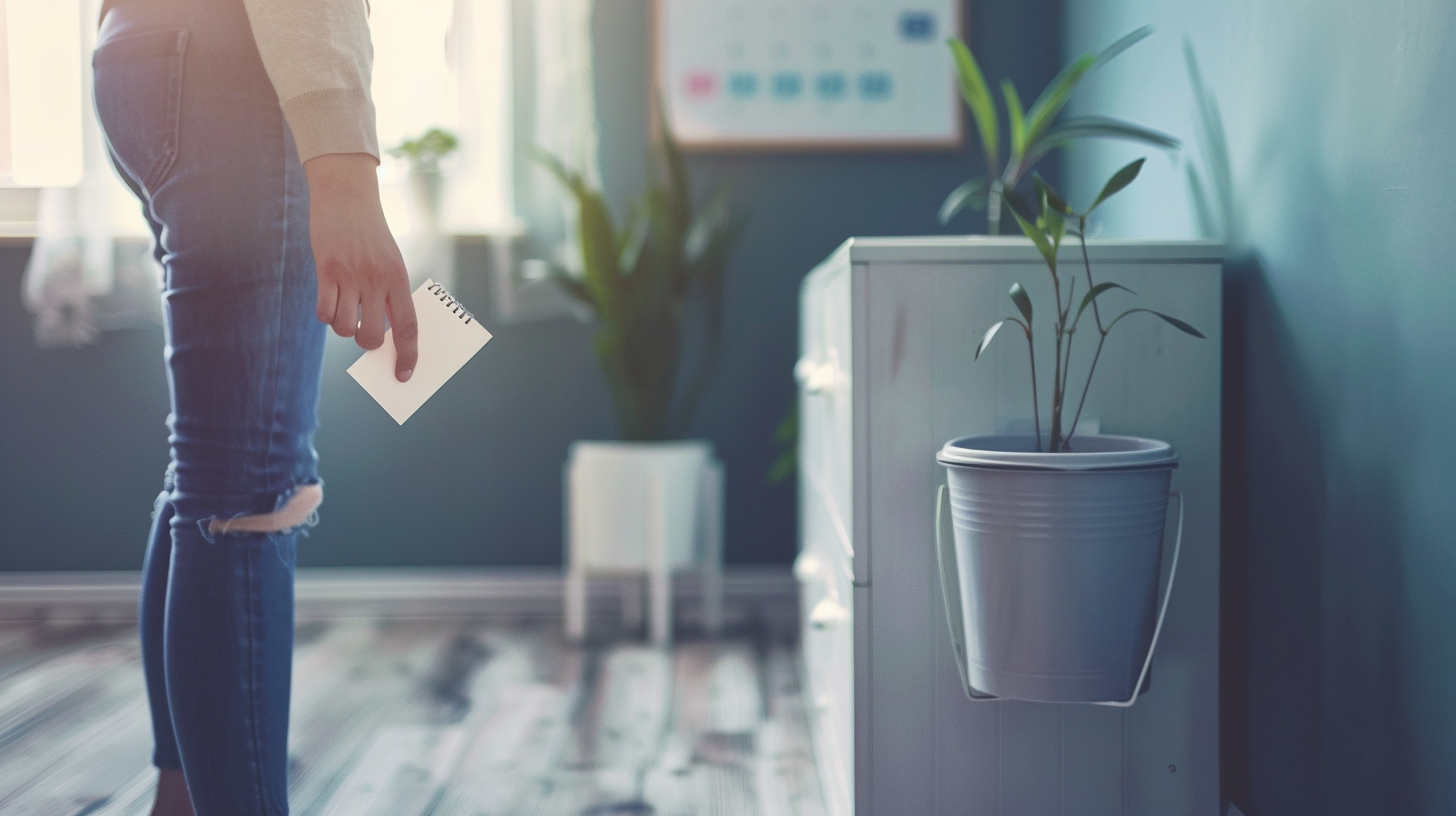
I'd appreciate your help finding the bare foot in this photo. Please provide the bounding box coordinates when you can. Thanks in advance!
[149,768,195,816]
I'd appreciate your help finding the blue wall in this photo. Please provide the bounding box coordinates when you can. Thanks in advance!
[0,0,1062,571]
[1063,2,1456,813]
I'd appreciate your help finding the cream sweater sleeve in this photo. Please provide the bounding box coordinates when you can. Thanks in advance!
[241,0,379,164]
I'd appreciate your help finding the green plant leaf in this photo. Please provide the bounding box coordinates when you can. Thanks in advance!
[1007,202,1057,270]
[939,177,989,224]
[975,320,1007,359]
[531,147,577,190]
[1002,80,1026,158]
[1008,282,1034,324]
[532,147,623,317]
[1028,116,1179,169]
[1046,209,1066,246]
[1108,307,1206,338]
[767,448,797,485]
[1073,281,1135,328]
[1184,37,1237,246]
[1186,163,1219,239]
[948,38,999,170]
[1033,173,1071,215]
[657,91,692,223]
[619,212,651,274]
[544,263,596,308]
[1090,25,1153,72]
[1020,27,1153,162]
[1039,191,1066,245]
[1003,188,1036,223]
[1021,53,1095,156]
[1089,158,1146,212]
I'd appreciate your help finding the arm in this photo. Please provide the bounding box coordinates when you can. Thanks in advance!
[242,0,417,381]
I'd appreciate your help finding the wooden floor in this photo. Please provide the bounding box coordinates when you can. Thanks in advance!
[0,617,825,816]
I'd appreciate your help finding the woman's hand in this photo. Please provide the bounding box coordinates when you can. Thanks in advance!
[303,152,418,382]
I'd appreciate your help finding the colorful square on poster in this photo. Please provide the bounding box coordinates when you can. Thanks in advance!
[657,1,962,148]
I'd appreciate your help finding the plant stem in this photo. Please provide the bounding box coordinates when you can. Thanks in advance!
[1065,330,1106,448]
[987,179,1004,235]
[1024,326,1042,452]
[1063,226,1103,448]
[1047,250,1066,450]
[1060,327,1075,449]
[1079,217,1105,333]
[1054,327,1065,448]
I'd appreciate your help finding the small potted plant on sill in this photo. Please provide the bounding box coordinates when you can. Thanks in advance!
[390,127,459,233]
[935,160,1205,705]
[537,115,744,643]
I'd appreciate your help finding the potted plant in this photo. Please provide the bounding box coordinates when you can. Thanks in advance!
[538,117,743,640]
[390,127,459,232]
[935,162,1205,705]
[940,27,1178,234]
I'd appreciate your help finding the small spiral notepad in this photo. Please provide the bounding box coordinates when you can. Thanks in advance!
[347,279,492,424]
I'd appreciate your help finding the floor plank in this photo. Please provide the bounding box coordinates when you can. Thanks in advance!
[0,618,823,816]
[757,646,827,816]
[287,621,463,813]
[0,643,146,807]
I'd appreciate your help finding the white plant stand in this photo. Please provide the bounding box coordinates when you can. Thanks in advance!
[564,440,725,646]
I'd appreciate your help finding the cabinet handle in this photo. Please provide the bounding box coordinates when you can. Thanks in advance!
[794,552,822,583]
[795,357,840,395]
[810,597,850,629]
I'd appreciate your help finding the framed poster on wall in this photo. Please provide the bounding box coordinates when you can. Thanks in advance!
[654,0,963,150]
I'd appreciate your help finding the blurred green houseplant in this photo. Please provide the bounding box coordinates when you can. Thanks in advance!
[941,26,1179,234]
[536,123,744,441]
[388,127,459,173]
[979,161,1205,452]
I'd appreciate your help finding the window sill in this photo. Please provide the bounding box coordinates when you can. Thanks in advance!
[0,223,37,247]
[0,225,527,248]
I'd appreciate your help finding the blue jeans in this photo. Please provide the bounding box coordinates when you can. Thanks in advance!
[94,1,325,813]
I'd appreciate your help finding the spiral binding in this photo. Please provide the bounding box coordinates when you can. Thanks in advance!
[426,281,477,326]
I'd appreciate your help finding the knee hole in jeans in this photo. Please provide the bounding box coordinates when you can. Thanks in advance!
[206,483,322,536]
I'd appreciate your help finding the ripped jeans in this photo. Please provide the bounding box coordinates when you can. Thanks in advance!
[95,0,326,812]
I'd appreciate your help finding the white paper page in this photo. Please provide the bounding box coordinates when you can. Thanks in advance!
[347,279,492,424]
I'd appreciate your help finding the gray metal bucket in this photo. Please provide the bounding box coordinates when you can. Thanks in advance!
[935,434,1184,705]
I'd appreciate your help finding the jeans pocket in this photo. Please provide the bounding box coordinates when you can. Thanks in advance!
[93,28,188,193]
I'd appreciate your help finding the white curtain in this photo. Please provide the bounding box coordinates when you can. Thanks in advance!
[20,0,599,345]
[20,0,161,348]
[523,0,601,277]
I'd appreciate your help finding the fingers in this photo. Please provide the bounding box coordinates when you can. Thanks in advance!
[356,290,387,351]
[330,285,360,338]
[386,282,419,382]
[316,277,339,325]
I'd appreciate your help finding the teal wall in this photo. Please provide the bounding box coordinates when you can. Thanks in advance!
[1063,2,1456,813]
[0,0,1062,571]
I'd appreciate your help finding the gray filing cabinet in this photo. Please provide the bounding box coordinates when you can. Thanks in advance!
[796,237,1223,816]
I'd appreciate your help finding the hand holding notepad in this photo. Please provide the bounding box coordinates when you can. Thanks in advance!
[348,279,492,424]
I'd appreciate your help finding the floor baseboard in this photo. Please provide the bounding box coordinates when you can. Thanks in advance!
[0,566,798,622]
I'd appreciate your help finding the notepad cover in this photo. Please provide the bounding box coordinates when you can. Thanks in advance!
[347,279,492,424]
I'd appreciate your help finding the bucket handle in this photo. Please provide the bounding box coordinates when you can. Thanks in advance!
[934,485,1185,706]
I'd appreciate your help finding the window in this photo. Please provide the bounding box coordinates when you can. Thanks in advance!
[370,0,519,237]
[8,0,594,345]
[0,0,84,188]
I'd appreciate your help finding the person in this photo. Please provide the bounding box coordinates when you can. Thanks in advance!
[92,0,413,813]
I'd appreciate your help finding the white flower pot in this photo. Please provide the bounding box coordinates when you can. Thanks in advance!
[564,440,724,645]
[935,434,1184,705]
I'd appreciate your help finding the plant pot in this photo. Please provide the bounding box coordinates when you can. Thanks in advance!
[567,440,715,570]
[934,434,1184,705]
[410,167,445,233]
